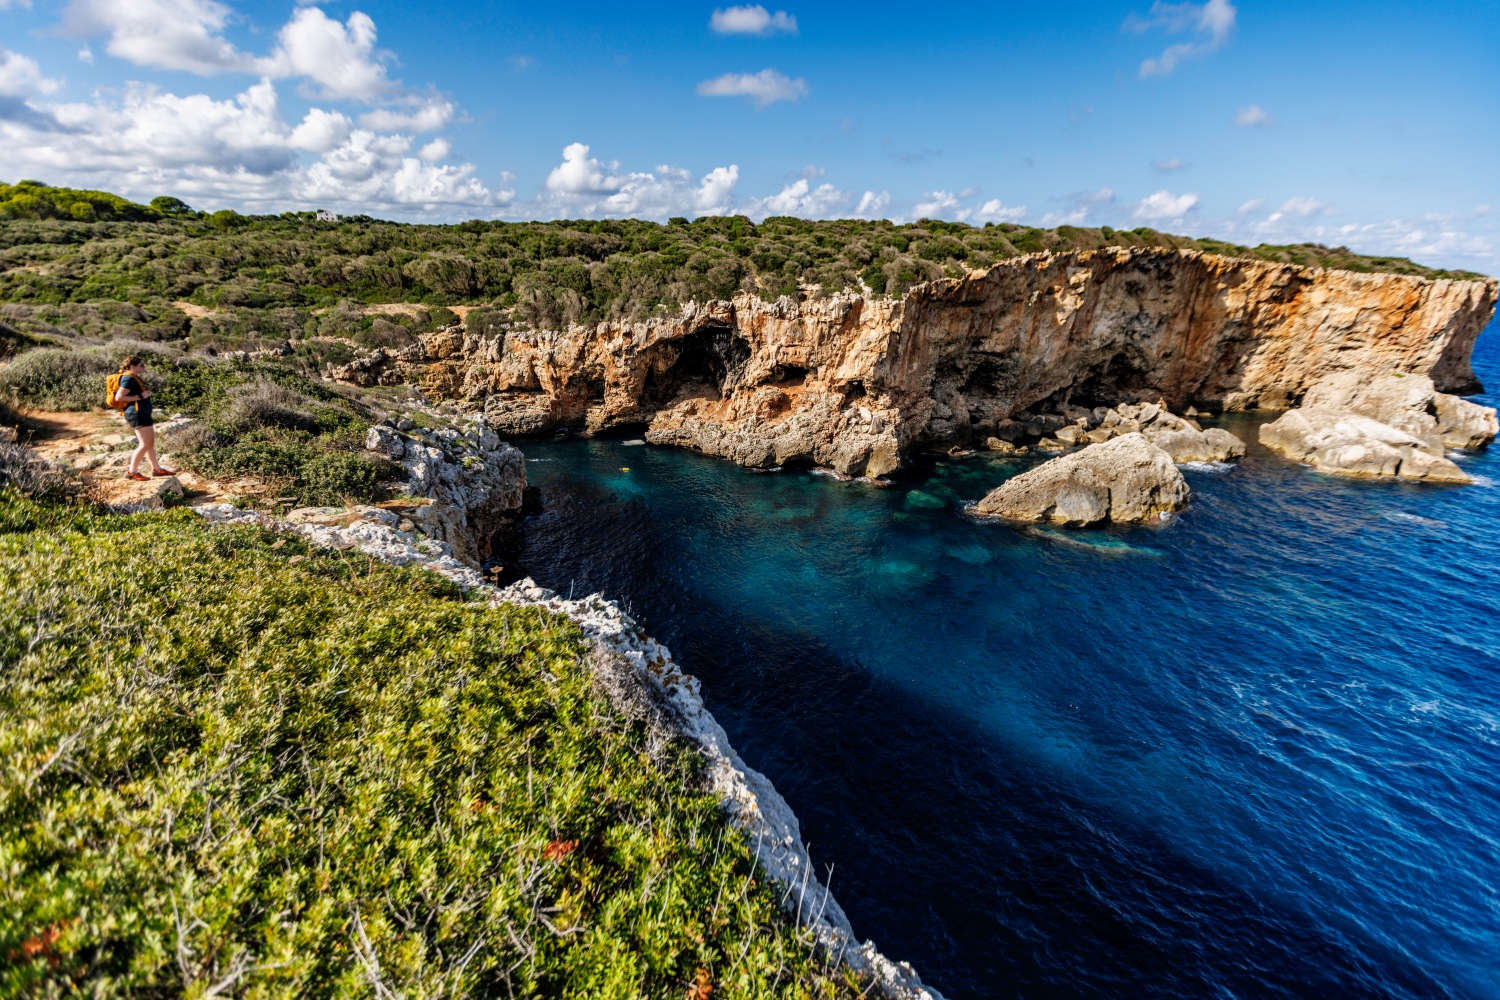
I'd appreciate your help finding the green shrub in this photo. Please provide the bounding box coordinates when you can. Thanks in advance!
[159,420,219,456]
[0,347,116,410]
[0,493,857,997]
[191,431,392,505]
[0,343,179,411]
[0,444,74,500]
[0,180,158,222]
[0,184,1478,327]
[0,319,39,360]
[224,379,317,432]
[300,449,389,504]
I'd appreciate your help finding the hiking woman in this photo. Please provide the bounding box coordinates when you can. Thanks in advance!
[114,356,175,481]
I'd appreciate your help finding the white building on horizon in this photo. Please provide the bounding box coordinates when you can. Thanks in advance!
[315,210,338,222]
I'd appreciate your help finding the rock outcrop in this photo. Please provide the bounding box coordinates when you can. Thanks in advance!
[985,400,1246,463]
[329,248,1496,477]
[363,417,525,563]
[1259,410,1469,482]
[1259,371,1494,483]
[973,433,1190,526]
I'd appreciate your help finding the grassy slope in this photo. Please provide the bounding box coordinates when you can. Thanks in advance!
[0,492,855,998]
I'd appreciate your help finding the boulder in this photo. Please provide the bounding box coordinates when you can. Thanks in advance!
[1054,425,1089,446]
[1259,369,1494,483]
[984,437,1027,455]
[1081,402,1246,463]
[1258,409,1470,482]
[364,424,407,460]
[1302,372,1445,452]
[1144,425,1247,463]
[104,474,184,509]
[974,433,1190,526]
[1434,393,1499,449]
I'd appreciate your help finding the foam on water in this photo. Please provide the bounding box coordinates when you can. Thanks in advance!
[503,324,1500,999]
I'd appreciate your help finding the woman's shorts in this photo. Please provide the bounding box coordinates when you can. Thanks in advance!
[124,410,153,429]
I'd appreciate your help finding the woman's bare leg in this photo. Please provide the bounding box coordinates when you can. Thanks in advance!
[140,426,161,471]
[129,427,149,475]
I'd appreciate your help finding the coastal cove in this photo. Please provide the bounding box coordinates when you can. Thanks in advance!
[499,320,1500,998]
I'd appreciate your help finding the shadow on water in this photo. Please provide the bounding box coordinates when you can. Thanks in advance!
[495,324,1500,999]
[509,472,1457,999]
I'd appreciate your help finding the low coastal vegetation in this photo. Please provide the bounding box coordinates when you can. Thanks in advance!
[2,181,1481,340]
[0,345,392,506]
[0,479,858,997]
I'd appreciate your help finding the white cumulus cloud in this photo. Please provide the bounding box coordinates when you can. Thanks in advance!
[0,50,61,98]
[63,2,423,107]
[1234,104,1271,126]
[1132,189,1200,221]
[264,7,390,101]
[1041,188,1116,226]
[696,68,807,109]
[63,0,257,75]
[709,5,798,36]
[534,142,740,218]
[358,96,453,134]
[1151,157,1185,172]
[912,190,965,220]
[697,165,741,214]
[1,70,501,215]
[1127,0,1237,77]
[287,106,352,153]
[975,198,1026,223]
[854,190,890,218]
[744,178,849,218]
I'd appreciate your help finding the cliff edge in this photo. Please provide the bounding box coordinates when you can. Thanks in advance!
[333,247,1497,477]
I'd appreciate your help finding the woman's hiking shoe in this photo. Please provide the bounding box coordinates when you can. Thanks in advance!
[151,467,178,477]
[125,472,150,481]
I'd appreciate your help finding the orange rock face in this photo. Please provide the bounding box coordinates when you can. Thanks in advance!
[334,248,1497,477]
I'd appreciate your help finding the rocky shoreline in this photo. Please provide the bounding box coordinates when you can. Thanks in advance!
[328,247,1498,479]
[192,500,945,999]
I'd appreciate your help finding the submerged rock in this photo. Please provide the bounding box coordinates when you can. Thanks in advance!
[973,433,1190,526]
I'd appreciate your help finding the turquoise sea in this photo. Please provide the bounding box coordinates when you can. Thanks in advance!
[502,319,1500,998]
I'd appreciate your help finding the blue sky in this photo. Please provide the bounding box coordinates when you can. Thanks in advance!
[1,0,1496,272]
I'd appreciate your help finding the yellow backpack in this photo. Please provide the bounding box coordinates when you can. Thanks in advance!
[105,372,134,411]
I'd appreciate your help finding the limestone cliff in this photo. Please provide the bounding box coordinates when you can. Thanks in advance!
[332,247,1497,477]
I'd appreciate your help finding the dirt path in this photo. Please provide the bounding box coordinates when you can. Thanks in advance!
[26,407,249,508]
[171,300,222,320]
[309,303,479,321]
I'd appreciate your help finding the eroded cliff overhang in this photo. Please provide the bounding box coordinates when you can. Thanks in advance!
[333,248,1498,477]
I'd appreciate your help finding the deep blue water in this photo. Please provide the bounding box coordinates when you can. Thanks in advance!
[506,322,1500,999]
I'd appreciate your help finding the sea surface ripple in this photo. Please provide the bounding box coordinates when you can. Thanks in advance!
[503,323,1500,999]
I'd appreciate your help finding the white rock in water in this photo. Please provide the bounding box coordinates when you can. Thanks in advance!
[1434,393,1499,450]
[1259,370,1493,483]
[974,433,1189,527]
[1259,409,1470,482]
[1143,426,1247,463]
